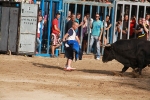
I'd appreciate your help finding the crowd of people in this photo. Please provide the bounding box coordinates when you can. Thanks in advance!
[81,0,150,3]
[115,14,150,41]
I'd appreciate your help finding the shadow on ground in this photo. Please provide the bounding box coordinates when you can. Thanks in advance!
[32,63,64,70]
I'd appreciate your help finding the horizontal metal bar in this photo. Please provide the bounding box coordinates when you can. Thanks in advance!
[63,1,113,7]
[43,0,60,2]
[117,1,150,6]
[36,54,51,57]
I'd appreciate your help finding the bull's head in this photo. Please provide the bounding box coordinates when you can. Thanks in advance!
[102,44,114,63]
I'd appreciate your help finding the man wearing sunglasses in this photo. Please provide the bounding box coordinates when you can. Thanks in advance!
[135,18,149,40]
[89,13,103,60]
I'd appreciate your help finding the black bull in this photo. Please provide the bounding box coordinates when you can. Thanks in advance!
[102,39,150,75]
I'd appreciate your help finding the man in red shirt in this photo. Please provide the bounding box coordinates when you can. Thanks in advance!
[51,13,61,57]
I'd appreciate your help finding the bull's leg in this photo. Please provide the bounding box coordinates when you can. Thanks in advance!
[138,68,142,75]
[138,64,146,75]
[121,66,129,73]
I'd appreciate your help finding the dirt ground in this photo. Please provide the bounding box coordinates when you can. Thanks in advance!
[0,55,150,100]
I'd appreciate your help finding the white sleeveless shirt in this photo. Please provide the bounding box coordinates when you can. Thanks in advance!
[67,28,76,40]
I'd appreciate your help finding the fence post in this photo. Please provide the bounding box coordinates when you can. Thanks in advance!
[39,0,45,54]
[120,4,125,40]
[46,0,53,54]
[127,4,132,39]
[111,0,116,43]
[102,6,107,55]
[87,5,92,54]
[75,3,77,16]
[80,4,85,47]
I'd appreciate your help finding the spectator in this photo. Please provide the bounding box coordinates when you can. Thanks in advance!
[65,14,76,34]
[142,18,149,40]
[51,13,61,57]
[38,9,42,16]
[63,22,80,70]
[105,0,111,4]
[66,11,71,22]
[135,18,149,40]
[89,13,103,60]
[115,19,122,42]
[86,13,93,37]
[85,13,93,53]
[103,15,112,45]
[129,16,136,39]
[36,15,46,53]
[122,14,129,39]
[145,14,150,26]
[82,16,88,53]
[76,13,81,24]
[76,13,83,27]
[145,14,150,39]
[76,13,84,39]
[29,0,34,4]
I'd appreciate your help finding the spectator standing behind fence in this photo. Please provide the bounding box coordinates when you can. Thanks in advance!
[121,14,129,40]
[82,15,88,54]
[36,15,46,53]
[135,18,149,40]
[145,14,150,39]
[75,13,84,38]
[65,14,76,34]
[89,13,103,60]
[66,11,71,22]
[129,16,136,39]
[114,19,122,42]
[103,15,111,45]
[51,13,61,57]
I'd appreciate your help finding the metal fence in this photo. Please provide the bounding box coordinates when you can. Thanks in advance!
[113,0,150,42]
[35,0,150,57]
[61,0,115,55]
[35,0,62,57]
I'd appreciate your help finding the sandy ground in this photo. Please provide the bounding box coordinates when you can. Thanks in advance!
[0,54,150,100]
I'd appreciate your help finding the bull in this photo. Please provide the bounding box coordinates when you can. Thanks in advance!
[102,39,150,75]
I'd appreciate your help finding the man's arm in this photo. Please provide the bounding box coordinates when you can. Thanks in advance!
[143,25,149,33]
[79,22,83,27]
[106,24,112,30]
[135,26,142,34]
[99,28,103,41]
[54,25,60,33]
[63,33,69,42]
[122,30,127,34]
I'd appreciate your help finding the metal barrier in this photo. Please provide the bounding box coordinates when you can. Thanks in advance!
[34,0,150,57]
[35,0,63,57]
[61,0,115,55]
[113,0,150,42]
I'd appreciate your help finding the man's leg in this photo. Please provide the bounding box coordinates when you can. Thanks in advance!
[64,47,76,70]
[96,36,100,59]
[36,38,41,53]
[89,36,94,53]
[67,59,72,67]
[51,34,57,57]
[51,45,55,56]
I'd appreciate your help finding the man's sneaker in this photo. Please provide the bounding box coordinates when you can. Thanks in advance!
[51,55,56,58]
[96,58,100,60]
